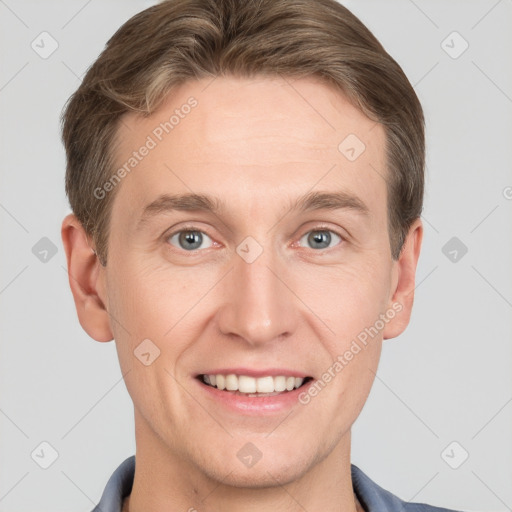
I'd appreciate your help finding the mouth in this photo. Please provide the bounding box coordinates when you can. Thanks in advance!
[196,373,314,397]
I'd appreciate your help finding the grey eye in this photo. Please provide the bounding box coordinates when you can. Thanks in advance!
[168,230,213,251]
[299,230,341,250]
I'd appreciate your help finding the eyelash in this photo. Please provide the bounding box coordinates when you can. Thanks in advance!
[164,224,345,254]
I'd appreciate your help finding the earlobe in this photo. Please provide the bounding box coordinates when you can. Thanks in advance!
[383,218,423,340]
[61,213,114,342]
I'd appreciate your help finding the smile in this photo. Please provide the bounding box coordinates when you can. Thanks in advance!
[198,373,313,397]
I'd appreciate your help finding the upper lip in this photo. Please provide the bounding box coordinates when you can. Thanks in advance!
[196,368,311,379]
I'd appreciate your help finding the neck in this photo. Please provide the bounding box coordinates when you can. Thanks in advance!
[125,412,363,512]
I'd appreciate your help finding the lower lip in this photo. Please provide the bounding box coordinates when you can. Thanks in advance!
[195,377,314,415]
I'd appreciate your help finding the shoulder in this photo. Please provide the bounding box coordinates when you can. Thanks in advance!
[351,464,465,512]
[91,456,135,512]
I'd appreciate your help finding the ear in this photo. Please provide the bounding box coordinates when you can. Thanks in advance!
[382,217,423,340]
[61,213,113,342]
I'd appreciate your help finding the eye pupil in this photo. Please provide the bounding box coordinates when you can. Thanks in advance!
[309,231,331,249]
[180,231,202,250]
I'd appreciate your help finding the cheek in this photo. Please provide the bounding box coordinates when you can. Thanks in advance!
[105,261,195,424]
[334,348,381,434]
[301,261,392,341]
[106,256,219,378]
[109,256,196,335]
[297,259,388,410]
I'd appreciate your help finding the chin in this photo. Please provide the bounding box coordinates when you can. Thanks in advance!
[208,458,312,489]
[190,437,320,489]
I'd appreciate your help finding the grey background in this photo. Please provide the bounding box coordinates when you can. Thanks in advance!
[0,0,511,510]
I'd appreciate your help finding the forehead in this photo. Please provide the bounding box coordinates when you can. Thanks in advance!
[110,76,387,225]
[123,76,382,152]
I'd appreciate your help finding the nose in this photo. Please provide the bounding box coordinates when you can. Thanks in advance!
[216,241,298,347]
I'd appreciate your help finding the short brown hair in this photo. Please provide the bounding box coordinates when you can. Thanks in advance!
[62,0,424,265]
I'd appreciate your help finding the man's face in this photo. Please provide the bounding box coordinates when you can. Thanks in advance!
[99,76,405,485]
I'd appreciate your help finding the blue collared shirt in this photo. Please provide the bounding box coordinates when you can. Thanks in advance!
[92,456,463,512]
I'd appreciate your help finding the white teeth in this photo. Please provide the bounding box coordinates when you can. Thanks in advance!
[256,376,274,393]
[274,376,286,392]
[202,373,306,393]
[216,374,225,390]
[238,375,256,393]
[225,374,238,391]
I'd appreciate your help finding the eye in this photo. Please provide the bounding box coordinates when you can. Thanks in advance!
[167,229,213,251]
[299,229,343,250]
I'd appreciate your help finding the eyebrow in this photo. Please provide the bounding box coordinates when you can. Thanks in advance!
[136,190,369,230]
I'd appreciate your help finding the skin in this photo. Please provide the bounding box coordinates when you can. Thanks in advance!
[62,75,422,512]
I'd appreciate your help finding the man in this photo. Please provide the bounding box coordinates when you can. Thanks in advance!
[60,0,464,510]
